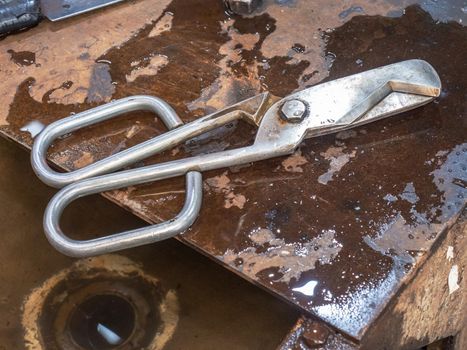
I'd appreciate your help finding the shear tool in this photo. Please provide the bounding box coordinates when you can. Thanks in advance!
[31,59,441,257]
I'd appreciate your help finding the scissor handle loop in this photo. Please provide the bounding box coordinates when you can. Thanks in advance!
[31,95,183,188]
[44,171,202,257]
[33,96,203,257]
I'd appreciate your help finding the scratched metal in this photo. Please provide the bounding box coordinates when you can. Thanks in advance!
[0,0,465,340]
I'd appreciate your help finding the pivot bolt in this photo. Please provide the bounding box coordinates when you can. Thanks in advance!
[280,99,308,123]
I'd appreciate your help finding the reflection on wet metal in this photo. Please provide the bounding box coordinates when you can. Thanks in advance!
[312,266,403,336]
[292,281,318,296]
[223,228,343,283]
[20,120,45,138]
[416,0,467,23]
[339,6,364,19]
[318,146,356,185]
[448,264,460,295]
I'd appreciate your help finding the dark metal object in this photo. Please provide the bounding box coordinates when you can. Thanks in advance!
[277,316,357,349]
[223,0,261,15]
[41,0,124,21]
[0,0,123,36]
[0,0,40,36]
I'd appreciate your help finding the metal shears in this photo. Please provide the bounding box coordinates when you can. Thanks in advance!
[31,59,441,257]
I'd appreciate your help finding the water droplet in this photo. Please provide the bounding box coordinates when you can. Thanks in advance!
[292,281,318,296]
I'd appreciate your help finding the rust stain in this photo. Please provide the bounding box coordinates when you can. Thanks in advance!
[258,0,402,91]
[73,151,94,168]
[0,0,172,125]
[126,54,169,83]
[224,192,247,209]
[318,146,356,185]
[205,171,247,209]
[249,228,275,245]
[7,49,36,67]
[205,172,231,191]
[187,19,262,112]
[149,11,174,37]
[110,187,166,222]
[281,149,308,173]
[221,228,342,283]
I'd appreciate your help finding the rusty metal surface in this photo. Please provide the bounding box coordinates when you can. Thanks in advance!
[277,315,358,350]
[361,211,466,349]
[0,0,465,340]
[0,137,299,350]
[279,211,466,349]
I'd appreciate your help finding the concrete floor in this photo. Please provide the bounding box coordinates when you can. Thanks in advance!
[0,137,299,349]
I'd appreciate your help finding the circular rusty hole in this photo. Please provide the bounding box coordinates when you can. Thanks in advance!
[48,278,162,349]
[22,255,179,350]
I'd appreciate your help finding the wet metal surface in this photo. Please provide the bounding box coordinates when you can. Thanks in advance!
[0,0,465,341]
[0,138,298,349]
[278,316,357,349]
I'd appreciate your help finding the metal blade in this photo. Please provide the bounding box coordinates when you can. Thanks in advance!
[299,59,441,137]
[254,60,441,151]
[41,0,124,21]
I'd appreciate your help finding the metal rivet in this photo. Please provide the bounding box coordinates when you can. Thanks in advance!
[280,99,308,123]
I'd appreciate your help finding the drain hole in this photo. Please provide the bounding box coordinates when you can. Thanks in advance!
[68,294,135,349]
[29,258,177,349]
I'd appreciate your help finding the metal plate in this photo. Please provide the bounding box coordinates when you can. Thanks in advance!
[41,0,124,21]
[0,0,465,341]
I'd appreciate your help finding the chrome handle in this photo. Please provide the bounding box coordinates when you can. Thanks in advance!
[31,95,183,188]
[32,95,204,257]
[44,171,202,257]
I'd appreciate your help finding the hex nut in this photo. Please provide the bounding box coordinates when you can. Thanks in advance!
[280,99,308,123]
